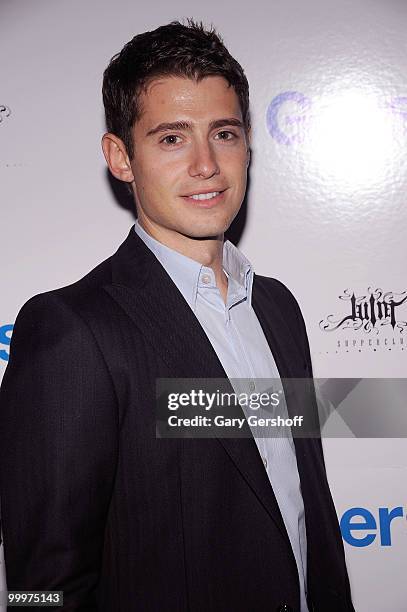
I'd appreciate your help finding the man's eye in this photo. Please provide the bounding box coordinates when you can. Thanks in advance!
[161,135,182,145]
[215,130,236,141]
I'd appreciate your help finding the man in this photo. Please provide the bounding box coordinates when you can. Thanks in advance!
[0,20,354,612]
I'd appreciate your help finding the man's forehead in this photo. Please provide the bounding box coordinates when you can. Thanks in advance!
[137,75,242,125]
[144,74,232,95]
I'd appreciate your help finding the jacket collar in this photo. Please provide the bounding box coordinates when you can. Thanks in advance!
[133,220,253,313]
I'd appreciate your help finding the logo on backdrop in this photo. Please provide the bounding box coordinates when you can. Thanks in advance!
[389,96,407,133]
[0,105,11,124]
[320,288,407,333]
[319,288,406,352]
[0,324,13,362]
[266,91,311,145]
[340,505,405,547]
[266,92,407,144]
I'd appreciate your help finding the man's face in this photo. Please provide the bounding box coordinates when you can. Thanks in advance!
[129,75,250,241]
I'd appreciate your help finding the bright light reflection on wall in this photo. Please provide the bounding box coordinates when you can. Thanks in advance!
[305,88,396,190]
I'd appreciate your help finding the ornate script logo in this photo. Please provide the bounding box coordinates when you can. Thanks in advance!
[0,105,11,123]
[320,288,407,334]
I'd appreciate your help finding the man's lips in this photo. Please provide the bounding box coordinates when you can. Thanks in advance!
[181,189,227,208]
[182,188,227,197]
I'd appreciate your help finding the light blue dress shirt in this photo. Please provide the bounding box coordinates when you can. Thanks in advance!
[134,221,309,612]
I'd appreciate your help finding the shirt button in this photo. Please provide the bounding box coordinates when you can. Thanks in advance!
[249,379,256,392]
[201,273,211,285]
[262,456,268,469]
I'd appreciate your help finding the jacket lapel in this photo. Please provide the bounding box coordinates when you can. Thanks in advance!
[104,227,293,546]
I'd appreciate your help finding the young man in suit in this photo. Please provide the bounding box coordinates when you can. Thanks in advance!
[0,20,355,612]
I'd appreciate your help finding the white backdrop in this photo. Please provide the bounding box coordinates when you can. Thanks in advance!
[1,0,406,609]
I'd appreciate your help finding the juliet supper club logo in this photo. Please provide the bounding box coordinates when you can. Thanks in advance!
[320,288,407,351]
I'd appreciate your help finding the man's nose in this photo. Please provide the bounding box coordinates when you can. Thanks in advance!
[188,141,220,179]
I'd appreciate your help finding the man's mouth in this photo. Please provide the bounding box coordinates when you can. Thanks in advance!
[189,191,221,201]
[182,189,227,205]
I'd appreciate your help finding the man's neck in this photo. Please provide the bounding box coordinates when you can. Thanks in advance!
[137,218,229,303]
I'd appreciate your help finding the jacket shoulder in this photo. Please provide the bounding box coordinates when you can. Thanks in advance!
[253,274,313,375]
[253,274,305,327]
[15,252,114,322]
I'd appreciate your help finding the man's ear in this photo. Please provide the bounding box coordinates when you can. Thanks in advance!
[101,133,134,183]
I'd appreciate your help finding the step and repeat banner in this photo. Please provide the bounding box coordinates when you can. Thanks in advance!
[1,0,406,609]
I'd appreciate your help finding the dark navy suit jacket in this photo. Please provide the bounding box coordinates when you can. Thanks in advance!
[0,227,354,611]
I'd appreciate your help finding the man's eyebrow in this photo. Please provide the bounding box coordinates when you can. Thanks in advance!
[146,117,244,137]
[209,118,244,130]
[146,121,191,137]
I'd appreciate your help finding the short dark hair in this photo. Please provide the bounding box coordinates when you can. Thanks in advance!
[102,19,250,159]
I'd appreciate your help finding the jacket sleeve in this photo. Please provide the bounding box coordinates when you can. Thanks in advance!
[0,292,118,610]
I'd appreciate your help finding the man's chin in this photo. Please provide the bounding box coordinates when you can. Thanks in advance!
[178,223,230,241]
[176,214,236,241]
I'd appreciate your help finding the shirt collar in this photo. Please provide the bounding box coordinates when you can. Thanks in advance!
[134,221,254,312]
